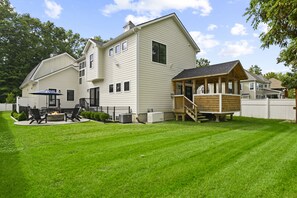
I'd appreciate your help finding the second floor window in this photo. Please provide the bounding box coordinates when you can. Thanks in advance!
[116,83,121,92]
[90,54,93,68]
[115,44,120,54]
[152,41,166,64]
[249,82,254,90]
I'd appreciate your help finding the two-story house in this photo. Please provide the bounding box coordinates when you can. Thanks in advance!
[240,70,283,99]
[18,13,199,120]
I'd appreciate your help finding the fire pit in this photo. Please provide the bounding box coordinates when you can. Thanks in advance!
[47,111,65,121]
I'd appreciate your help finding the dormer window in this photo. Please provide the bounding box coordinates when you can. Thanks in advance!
[89,54,93,68]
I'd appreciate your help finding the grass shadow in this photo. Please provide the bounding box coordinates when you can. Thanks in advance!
[0,112,27,197]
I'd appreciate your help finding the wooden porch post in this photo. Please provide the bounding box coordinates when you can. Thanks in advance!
[172,81,176,95]
[232,80,235,94]
[237,80,241,95]
[192,80,196,95]
[182,81,185,96]
[204,78,208,94]
[218,77,222,93]
[225,78,229,94]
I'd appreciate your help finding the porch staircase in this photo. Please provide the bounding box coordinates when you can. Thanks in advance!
[175,96,208,123]
[185,106,208,123]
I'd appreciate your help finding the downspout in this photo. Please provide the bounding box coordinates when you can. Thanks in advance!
[133,27,140,115]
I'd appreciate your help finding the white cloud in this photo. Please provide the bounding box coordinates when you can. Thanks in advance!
[253,33,259,38]
[44,0,62,19]
[190,31,219,55]
[258,22,269,34]
[207,24,218,31]
[102,0,212,18]
[219,40,254,57]
[125,14,154,24]
[230,23,247,36]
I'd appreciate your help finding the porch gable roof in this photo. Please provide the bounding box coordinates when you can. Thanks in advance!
[172,60,247,81]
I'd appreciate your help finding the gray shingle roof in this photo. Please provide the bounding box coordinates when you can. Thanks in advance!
[173,60,240,80]
[19,63,40,88]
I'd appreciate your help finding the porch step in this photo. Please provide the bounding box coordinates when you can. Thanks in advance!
[197,118,209,123]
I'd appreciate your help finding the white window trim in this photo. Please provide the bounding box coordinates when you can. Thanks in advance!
[116,82,122,93]
[89,54,94,69]
[109,48,114,57]
[121,40,128,52]
[123,81,130,92]
[249,82,254,90]
[109,84,114,94]
[151,40,167,65]
[115,44,121,54]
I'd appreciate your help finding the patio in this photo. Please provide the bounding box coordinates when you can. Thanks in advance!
[14,118,90,126]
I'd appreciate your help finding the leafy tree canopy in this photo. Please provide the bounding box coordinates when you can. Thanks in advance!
[0,0,87,102]
[196,58,210,68]
[248,65,262,75]
[245,0,297,69]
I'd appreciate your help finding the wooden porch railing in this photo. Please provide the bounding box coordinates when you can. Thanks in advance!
[173,95,199,122]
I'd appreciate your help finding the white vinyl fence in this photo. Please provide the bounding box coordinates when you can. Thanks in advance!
[235,99,296,120]
[0,103,14,111]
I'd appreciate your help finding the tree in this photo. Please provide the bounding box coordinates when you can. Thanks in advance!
[5,92,15,103]
[245,0,297,122]
[196,58,210,68]
[0,0,87,102]
[248,65,262,75]
[264,72,279,79]
[245,0,297,70]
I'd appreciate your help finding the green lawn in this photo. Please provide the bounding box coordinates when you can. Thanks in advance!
[1,111,297,197]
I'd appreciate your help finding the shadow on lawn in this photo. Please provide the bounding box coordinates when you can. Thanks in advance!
[0,112,28,197]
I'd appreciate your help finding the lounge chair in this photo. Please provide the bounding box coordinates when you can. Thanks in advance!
[65,108,81,122]
[29,109,48,124]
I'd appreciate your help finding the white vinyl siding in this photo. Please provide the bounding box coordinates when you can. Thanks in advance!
[138,18,196,113]
[89,34,137,112]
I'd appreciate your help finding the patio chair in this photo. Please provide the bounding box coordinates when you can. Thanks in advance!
[29,109,48,124]
[65,107,81,122]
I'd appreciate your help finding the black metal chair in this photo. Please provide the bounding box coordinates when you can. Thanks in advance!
[29,109,47,124]
[65,108,81,122]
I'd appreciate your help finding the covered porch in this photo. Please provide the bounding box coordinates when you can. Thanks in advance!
[172,60,248,122]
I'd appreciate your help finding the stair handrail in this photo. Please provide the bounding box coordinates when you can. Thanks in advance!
[183,96,198,121]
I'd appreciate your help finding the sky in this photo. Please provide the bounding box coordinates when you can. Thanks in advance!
[10,0,290,74]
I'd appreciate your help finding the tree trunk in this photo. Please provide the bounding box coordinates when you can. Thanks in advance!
[295,88,297,123]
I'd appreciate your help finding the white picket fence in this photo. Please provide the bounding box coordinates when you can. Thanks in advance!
[235,99,296,120]
[0,103,14,111]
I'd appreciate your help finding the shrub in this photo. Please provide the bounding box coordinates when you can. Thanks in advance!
[94,112,101,121]
[100,113,110,122]
[11,111,27,121]
[18,112,27,121]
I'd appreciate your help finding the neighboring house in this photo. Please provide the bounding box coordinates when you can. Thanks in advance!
[19,13,199,121]
[269,78,287,98]
[18,53,78,109]
[240,70,283,99]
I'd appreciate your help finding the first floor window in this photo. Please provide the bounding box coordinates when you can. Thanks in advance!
[79,78,82,84]
[124,81,130,91]
[67,90,74,101]
[49,88,56,106]
[109,84,114,93]
[116,83,121,92]
[152,41,166,64]
[90,87,99,106]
